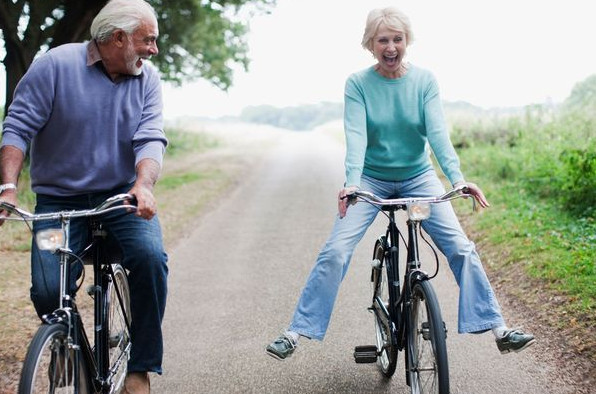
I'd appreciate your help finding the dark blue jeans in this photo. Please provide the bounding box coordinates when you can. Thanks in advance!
[30,185,168,374]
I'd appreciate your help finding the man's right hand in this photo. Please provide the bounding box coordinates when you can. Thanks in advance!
[0,189,18,226]
[338,186,359,219]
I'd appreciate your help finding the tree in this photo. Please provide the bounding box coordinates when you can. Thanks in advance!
[564,74,596,112]
[0,0,276,115]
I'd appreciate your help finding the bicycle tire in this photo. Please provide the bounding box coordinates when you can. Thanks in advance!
[371,239,398,377]
[104,263,132,391]
[18,323,91,394]
[407,279,449,394]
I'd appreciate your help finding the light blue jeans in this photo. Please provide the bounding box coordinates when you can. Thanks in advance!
[289,170,505,340]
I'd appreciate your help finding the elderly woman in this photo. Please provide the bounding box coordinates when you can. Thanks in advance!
[266,6,534,360]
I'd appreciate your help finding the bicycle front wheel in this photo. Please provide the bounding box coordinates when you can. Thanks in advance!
[371,239,398,377]
[105,264,132,391]
[407,280,449,394]
[18,323,90,394]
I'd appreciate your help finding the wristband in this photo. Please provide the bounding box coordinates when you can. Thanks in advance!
[0,183,17,193]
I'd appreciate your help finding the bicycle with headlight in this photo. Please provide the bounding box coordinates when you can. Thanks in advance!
[1,194,135,394]
[349,184,472,394]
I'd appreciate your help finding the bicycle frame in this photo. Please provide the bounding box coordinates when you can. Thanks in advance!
[378,206,431,351]
[40,217,131,392]
[354,185,469,391]
[2,194,134,393]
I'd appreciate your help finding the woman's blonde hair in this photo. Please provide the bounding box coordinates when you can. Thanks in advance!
[361,7,414,51]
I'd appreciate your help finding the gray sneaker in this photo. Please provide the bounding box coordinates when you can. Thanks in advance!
[266,335,296,360]
[496,329,536,354]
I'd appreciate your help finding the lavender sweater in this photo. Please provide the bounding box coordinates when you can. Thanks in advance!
[1,41,167,196]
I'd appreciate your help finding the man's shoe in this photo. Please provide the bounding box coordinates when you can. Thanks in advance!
[266,335,296,360]
[120,372,150,394]
[496,329,536,354]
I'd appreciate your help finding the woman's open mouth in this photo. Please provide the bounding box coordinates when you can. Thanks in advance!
[383,55,398,66]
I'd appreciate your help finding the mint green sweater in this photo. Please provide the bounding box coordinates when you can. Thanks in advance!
[343,65,464,187]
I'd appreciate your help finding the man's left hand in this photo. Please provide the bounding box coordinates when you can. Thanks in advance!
[128,183,157,220]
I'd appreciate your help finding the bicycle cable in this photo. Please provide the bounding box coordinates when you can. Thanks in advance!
[419,226,441,279]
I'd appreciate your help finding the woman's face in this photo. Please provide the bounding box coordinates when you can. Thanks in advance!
[372,25,407,78]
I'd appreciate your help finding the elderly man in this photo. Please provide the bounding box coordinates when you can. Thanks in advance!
[0,0,168,392]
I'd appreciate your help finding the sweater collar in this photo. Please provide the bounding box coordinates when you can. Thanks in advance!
[86,40,103,66]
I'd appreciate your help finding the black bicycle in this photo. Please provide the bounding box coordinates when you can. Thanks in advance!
[1,194,135,394]
[351,185,472,394]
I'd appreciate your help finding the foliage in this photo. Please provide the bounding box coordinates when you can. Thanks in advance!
[563,74,596,111]
[558,148,596,215]
[449,76,596,219]
[451,74,596,321]
[0,0,276,113]
[152,0,275,89]
[239,102,343,131]
[165,128,219,157]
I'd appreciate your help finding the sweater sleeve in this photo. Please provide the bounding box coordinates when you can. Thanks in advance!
[423,75,464,185]
[1,55,56,154]
[132,66,167,168]
[343,75,368,187]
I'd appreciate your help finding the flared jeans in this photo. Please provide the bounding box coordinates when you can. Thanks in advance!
[289,170,504,340]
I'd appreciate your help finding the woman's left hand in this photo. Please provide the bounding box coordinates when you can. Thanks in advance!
[454,181,490,208]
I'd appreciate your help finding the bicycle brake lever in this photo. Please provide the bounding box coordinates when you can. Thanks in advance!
[346,194,359,206]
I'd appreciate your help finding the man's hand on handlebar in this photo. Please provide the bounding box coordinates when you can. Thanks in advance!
[128,183,157,220]
[0,189,18,226]
[338,186,360,218]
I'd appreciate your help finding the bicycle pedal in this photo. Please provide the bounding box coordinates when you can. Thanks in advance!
[353,345,378,363]
[86,285,95,298]
[109,332,124,348]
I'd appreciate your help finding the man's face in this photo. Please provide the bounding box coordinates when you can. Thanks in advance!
[123,19,159,76]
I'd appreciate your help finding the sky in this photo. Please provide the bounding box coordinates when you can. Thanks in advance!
[1,0,595,120]
[160,0,596,119]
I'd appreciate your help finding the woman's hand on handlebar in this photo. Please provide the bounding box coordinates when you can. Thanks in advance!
[454,181,490,209]
[338,186,360,218]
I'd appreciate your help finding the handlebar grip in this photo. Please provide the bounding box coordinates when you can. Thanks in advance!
[126,194,138,207]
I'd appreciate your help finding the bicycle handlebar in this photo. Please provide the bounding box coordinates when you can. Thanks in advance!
[0,193,137,222]
[346,184,471,207]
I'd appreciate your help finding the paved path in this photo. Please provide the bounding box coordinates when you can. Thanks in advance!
[153,127,569,393]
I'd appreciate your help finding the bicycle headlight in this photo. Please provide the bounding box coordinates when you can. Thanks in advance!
[407,202,431,221]
[36,229,65,252]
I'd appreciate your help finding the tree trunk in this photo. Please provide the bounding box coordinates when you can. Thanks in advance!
[2,39,30,118]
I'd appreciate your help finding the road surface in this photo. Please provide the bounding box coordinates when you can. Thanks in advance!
[152,125,569,393]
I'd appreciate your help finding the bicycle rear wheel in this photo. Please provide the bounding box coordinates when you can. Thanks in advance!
[407,280,449,394]
[371,239,398,377]
[18,323,90,394]
[104,264,132,391]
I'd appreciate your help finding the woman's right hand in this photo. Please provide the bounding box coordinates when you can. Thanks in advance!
[338,186,360,218]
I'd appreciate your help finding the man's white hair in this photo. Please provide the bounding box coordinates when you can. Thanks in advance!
[90,0,157,42]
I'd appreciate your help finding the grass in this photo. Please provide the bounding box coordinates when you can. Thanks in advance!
[165,129,219,158]
[457,144,596,360]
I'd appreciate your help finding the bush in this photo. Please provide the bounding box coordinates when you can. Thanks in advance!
[559,148,596,216]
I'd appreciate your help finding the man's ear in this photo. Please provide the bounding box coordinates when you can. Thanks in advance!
[112,29,126,48]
